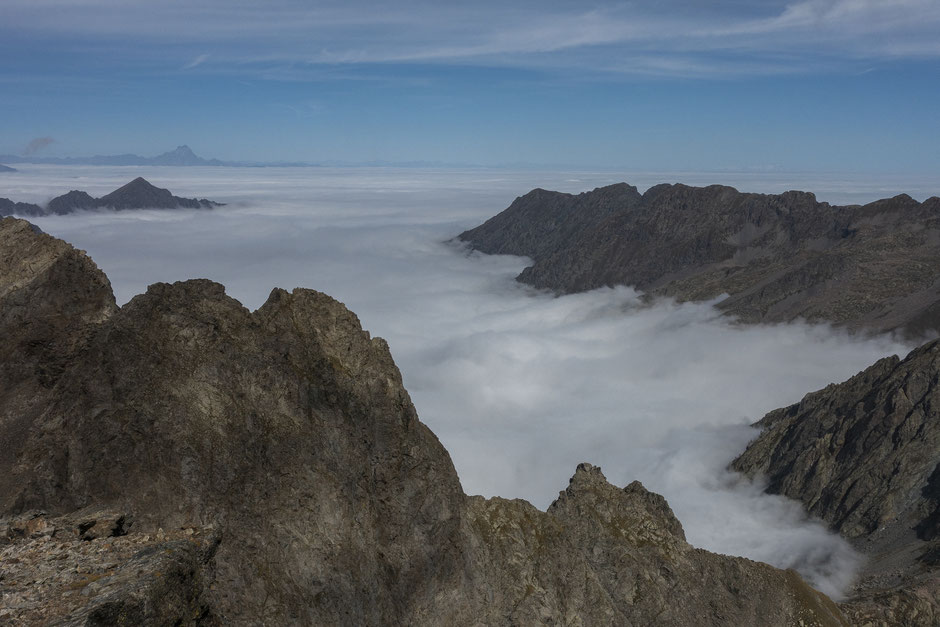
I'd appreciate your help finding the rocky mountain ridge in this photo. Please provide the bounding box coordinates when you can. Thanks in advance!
[0,177,223,217]
[459,182,940,337]
[732,340,940,626]
[0,216,846,626]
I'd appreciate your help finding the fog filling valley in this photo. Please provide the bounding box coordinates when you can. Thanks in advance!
[12,165,931,598]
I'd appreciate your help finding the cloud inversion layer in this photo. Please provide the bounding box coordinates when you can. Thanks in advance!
[21,165,914,598]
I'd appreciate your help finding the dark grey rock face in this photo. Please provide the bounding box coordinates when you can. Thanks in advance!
[732,341,940,625]
[46,190,98,214]
[0,177,222,217]
[0,197,44,217]
[95,177,220,209]
[0,217,848,626]
[459,183,940,337]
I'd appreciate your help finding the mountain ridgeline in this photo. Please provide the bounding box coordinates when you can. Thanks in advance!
[0,216,847,626]
[0,145,224,167]
[458,183,940,337]
[732,340,940,625]
[0,177,223,217]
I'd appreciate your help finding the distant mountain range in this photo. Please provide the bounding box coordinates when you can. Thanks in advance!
[0,177,223,217]
[0,145,313,168]
[0,164,15,172]
[459,182,940,338]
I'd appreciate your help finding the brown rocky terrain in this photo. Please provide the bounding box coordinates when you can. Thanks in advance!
[732,341,940,626]
[458,182,940,337]
[0,177,222,217]
[0,216,848,625]
[1,510,217,625]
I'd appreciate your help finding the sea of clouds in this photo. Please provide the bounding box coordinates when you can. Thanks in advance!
[10,164,935,597]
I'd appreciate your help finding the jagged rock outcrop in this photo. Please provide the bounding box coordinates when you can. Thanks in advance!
[460,464,845,626]
[459,183,940,336]
[732,341,940,625]
[0,177,222,217]
[0,216,847,625]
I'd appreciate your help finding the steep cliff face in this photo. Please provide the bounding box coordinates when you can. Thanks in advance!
[0,218,117,506]
[732,341,940,625]
[459,183,940,336]
[0,216,847,625]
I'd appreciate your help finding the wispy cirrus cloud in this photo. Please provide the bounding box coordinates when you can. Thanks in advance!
[182,53,210,70]
[2,0,940,77]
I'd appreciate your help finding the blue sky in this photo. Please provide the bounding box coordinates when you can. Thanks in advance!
[2,0,939,171]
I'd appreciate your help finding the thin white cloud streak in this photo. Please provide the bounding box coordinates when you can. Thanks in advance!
[4,0,940,77]
[16,165,922,598]
[182,53,210,70]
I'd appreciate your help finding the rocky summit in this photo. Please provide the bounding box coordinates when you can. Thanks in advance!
[0,177,222,217]
[458,183,940,337]
[732,342,940,626]
[0,216,847,626]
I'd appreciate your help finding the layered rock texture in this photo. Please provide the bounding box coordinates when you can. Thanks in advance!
[0,216,847,625]
[0,177,222,217]
[459,183,940,336]
[733,341,940,626]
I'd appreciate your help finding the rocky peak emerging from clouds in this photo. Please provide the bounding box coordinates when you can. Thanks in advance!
[0,178,223,217]
[732,341,940,625]
[459,182,940,337]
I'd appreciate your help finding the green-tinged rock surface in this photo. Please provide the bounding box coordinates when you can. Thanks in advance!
[0,216,847,625]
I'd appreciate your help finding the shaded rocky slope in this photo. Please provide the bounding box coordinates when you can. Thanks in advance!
[732,341,940,625]
[0,216,846,626]
[0,177,222,217]
[459,183,940,337]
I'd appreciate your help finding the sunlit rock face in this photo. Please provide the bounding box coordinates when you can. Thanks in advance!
[0,216,848,625]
